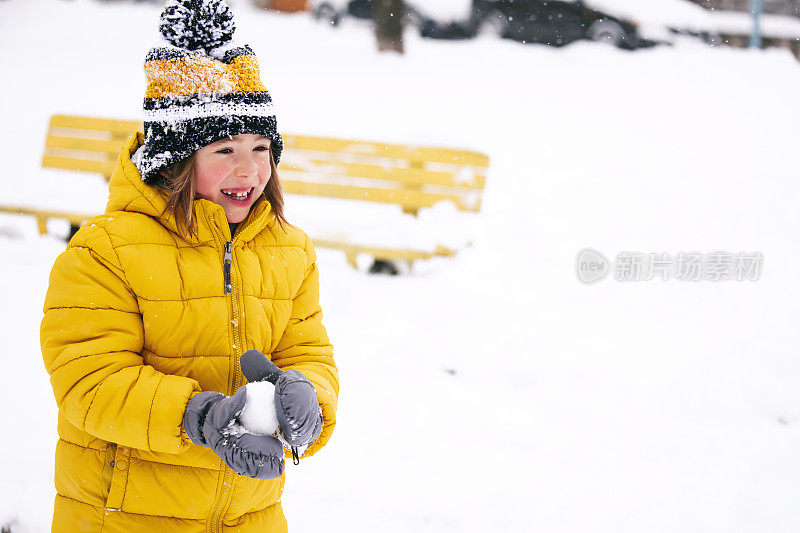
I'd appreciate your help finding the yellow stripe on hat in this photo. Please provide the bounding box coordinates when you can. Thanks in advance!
[228,55,266,93]
[145,55,267,98]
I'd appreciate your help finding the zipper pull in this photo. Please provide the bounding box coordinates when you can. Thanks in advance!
[223,242,232,295]
[291,446,300,466]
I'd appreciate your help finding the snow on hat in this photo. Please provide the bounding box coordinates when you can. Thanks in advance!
[136,0,283,184]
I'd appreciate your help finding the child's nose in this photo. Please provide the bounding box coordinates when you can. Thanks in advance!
[234,152,260,178]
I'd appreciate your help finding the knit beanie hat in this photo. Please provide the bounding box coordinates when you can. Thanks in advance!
[136,0,283,185]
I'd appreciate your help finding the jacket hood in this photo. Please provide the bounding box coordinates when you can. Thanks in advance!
[106,132,275,244]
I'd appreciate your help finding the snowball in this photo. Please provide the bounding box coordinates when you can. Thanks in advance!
[236,381,279,437]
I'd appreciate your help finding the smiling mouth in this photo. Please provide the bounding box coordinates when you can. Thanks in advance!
[221,188,254,201]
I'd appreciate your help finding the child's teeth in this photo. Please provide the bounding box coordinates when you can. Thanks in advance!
[223,189,249,199]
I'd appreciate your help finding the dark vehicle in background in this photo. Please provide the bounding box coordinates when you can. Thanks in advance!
[312,0,470,39]
[470,0,653,48]
[312,0,657,48]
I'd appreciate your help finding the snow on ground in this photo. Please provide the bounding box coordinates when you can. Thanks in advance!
[2,0,800,532]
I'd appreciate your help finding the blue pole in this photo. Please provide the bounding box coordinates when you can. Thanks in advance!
[750,0,763,48]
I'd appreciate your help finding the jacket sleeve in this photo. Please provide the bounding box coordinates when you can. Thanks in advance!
[271,235,339,458]
[40,223,201,454]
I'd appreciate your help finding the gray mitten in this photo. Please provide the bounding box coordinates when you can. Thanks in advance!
[240,350,323,462]
[183,388,285,479]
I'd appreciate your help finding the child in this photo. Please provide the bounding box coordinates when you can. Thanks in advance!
[39,1,338,531]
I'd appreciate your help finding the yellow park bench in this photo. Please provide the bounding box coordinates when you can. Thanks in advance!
[4,115,489,273]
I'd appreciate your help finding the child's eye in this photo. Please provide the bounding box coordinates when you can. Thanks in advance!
[254,145,270,152]
[215,148,233,154]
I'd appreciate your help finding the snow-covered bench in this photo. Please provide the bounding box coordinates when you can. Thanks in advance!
[0,115,131,239]
[279,132,488,273]
[8,114,489,273]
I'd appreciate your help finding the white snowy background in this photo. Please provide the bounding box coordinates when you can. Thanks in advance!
[1,0,800,531]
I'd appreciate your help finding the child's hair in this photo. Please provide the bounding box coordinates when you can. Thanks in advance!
[159,147,288,238]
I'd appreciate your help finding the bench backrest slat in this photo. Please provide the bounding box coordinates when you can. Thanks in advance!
[49,114,142,137]
[41,155,115,176]
[281,180,482,212]
[283,134,490,167]
[46,135,128,154]
[281,160,485,190]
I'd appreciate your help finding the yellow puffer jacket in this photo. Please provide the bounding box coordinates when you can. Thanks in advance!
[40,133,338,533]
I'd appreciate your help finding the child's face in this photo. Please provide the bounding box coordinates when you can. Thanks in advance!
[193,134,272,223]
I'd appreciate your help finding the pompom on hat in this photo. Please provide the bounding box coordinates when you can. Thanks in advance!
[136,0,283,185]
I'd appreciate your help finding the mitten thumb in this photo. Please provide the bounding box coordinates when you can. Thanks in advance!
[241,349,283,384]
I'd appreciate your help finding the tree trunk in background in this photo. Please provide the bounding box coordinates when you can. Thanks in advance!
[373,0,404,54]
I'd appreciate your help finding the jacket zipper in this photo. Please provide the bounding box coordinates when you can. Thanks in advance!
[210,207,270,532]
[210,236,245,533]
[223,242,232,295]
[101,443,118,505]
[224,226,300,470]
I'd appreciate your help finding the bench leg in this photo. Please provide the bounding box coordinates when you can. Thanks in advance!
[35,216,48,236]
[345,251,358,269]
